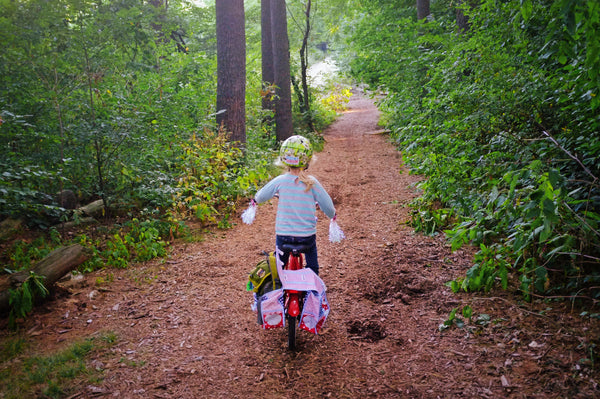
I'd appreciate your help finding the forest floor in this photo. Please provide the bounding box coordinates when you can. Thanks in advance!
[1,90,600,398]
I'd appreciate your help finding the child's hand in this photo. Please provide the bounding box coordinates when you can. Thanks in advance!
[241,199,257,224]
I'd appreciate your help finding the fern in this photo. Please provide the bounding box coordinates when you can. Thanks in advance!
[8,271,49,329]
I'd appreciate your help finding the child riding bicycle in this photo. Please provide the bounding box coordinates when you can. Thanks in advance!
[243,135,343,338]
[251,135,337,275]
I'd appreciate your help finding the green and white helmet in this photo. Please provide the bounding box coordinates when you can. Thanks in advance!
[279,135,313,168]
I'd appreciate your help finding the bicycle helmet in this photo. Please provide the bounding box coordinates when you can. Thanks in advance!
[279,135,313,168]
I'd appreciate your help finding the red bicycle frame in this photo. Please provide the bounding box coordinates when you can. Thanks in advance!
[284,252,303,317]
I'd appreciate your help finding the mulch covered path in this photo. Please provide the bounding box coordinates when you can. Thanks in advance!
[2,89,599,398]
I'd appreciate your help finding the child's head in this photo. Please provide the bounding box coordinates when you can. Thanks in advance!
[279,135,313,170]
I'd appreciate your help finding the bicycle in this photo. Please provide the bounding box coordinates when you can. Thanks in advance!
[250,243,329,351]
[279,242,312,351]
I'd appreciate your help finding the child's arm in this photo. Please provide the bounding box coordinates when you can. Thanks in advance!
[313,180,345,242]
[242,176,279,225]
[312,178,336,219]
[254,176,280,204]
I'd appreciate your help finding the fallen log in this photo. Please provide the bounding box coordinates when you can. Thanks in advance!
[0,244,91,315]
[74,199,104,218]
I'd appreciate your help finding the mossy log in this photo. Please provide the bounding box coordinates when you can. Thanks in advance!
[0,244,90,315]
[75,199,104,218]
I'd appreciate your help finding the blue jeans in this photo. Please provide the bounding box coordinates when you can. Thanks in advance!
[276,234,319,275]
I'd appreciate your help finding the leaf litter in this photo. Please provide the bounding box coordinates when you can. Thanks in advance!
[1,89,599,398]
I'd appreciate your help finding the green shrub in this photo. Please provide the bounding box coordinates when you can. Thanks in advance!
[347,0,600,303]
[171,129,271,226]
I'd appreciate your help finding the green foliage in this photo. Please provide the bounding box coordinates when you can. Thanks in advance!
[410,201,455,236]
[125,218,168,262]
[0,332,117,399]
[8,272,49,329]
[439,305,493,332]
[171,130,270,226]
[4,232,59,273]
[104,233,131,269]
[346,0,600,302]
[290,79,351,138]
[438,305,487,332]
[450,243,512,293]
[0,0,217,227]
[74,234,105,273]
[317,83,353,114]
[99,217,172,268]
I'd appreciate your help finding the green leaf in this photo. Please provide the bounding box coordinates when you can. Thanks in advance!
[540,219,553,242]
[521,0,533,21]
[462,305,473,320]
[534,267,548,293]
[447,307,458,323]
[548,169,562,189]
[499,264,509,290]
[32,274,49,297]
[559,54,568,64]
[449,280,460,293]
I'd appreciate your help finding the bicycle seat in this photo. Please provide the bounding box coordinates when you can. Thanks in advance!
[280,243,312,256]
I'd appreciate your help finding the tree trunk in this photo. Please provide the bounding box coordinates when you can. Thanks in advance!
[271,0,294,141]
[299,0,315,132]
[261,0,275,115]
[216,0,247,144]
[0,244,91,314]
[456,0,474,33]
[417,0,430,20]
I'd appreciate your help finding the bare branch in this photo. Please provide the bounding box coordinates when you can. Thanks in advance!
[542,130,598,183]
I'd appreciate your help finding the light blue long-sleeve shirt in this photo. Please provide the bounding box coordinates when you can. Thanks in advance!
[255,173,336,237]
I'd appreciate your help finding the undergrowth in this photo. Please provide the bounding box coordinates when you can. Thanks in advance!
[0,85,345,328]
[348,0,600,307]
[0,332,117,398]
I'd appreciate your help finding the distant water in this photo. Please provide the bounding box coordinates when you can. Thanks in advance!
[307,57,339,87]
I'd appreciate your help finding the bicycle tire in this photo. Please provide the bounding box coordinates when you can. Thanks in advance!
[287,314,297,350]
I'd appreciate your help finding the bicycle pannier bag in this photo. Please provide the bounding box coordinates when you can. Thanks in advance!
[247,251,280,295]
[299,290,330,334]
[258,288,285,329]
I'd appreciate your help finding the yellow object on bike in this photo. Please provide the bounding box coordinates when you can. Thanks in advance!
[247,252,280,294]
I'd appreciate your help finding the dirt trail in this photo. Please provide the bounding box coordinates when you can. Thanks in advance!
[3,90,599,398]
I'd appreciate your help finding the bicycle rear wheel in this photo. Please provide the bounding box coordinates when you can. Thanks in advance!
[287,314,297,350]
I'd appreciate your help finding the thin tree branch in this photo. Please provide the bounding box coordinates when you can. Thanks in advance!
[555,252,600,262]
[564,202,600,239]
[541,130,598,183]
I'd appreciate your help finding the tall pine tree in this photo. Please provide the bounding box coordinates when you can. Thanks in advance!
[269,0,293,141]
[216,0,246,143]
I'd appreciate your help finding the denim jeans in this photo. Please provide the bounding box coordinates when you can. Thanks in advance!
[276,234,319,275]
